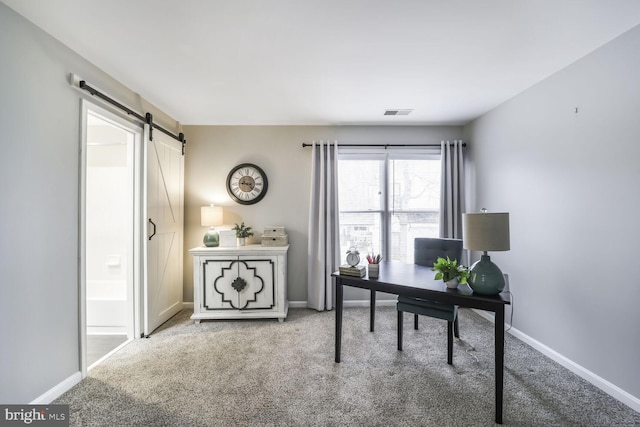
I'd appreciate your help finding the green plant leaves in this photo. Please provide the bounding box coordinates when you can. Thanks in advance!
[232,222,254,238]
[431,256,469,284]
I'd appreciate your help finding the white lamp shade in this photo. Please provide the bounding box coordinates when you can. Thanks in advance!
[462,212,510,251]
[201,205,223,227]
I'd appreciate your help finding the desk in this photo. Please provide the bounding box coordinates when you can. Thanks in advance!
[333,262,511,424]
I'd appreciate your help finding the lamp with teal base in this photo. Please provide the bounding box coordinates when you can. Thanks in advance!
[463,210,510,296]
[468,254,506,295]
[201,204,223,247]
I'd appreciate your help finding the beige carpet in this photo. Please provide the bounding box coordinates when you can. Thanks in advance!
[56,307,639,426]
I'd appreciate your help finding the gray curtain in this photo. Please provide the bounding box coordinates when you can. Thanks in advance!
[440,140,465,239]
[307,141,340,311]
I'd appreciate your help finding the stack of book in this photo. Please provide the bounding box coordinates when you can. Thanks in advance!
[339,265,366,277]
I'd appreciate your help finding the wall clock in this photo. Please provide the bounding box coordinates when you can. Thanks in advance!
[226,163,268,205]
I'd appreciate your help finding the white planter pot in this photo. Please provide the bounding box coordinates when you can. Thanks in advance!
[445,278,459,289]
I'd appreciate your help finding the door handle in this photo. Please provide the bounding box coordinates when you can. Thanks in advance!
[148,218,157,241]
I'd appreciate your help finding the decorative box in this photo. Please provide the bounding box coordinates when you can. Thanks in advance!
[262,226,288,246]
[263,226,286,236]
[262,235,289,247]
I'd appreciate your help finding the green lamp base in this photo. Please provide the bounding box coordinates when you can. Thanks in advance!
[203,227,220,247]
[468,254,505,295]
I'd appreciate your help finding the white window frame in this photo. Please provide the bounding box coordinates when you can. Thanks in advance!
[338,146,441,263]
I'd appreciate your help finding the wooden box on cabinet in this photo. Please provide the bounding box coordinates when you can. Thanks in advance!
[189,244,289,323]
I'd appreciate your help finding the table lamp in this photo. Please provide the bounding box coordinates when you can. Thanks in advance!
[201,204,223,247]
[462,210,510,295]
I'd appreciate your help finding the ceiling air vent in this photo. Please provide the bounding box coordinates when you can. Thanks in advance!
[384,109,413,116]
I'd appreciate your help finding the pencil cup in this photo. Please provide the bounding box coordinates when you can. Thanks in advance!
[368,264,379,278]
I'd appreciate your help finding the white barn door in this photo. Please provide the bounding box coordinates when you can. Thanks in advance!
[144,128,184,335]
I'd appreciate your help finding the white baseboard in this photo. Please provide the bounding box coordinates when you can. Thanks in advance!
[30,372,82,404]
[182,302,194,309]
[288,301,307,308]
[472,309,640,413]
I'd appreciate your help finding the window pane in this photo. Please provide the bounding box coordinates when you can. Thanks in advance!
[389,159,441,262]
[339,212,381,265]
[338,160,383,211]
[390,211,440,263]
[391,159,441,211]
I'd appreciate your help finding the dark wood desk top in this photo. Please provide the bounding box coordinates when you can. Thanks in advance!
[333,261,510,310]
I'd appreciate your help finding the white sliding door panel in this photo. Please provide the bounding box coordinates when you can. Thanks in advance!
[144,128,184,335]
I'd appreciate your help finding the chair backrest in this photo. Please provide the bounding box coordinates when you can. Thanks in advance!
[414,237,463,267]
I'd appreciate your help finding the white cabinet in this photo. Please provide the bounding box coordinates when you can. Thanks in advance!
[189,245,289,323]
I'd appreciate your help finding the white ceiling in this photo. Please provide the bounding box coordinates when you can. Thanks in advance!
[3,0,640,125]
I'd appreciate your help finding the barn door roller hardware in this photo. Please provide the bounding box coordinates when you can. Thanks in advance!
[79,80,186,155]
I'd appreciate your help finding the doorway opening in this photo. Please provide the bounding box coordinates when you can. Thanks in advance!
[81,103,143,371]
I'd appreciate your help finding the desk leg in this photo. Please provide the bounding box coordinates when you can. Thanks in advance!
[370,289,376,332]
[335,279,343,363]
[495,306,505,424]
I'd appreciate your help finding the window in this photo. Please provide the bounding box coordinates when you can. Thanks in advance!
[338,149,441,264]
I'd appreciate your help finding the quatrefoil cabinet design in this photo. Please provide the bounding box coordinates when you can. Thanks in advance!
[205,259,274,310]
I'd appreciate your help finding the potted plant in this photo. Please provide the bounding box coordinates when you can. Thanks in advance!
[232,222,253,246]
[431,257,469,289]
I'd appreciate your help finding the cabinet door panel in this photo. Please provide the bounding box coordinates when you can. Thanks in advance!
[203,259,237,310]
[237,259,275,310]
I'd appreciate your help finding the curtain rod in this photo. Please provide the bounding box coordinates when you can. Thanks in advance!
[301,142,465,148]
[78,80,186,154]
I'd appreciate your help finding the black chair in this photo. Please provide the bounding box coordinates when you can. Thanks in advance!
[396,237,463,364]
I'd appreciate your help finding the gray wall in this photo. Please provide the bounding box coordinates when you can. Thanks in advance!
[0,3,180,403]
[182,125,463,303]
[463,25,640,400]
